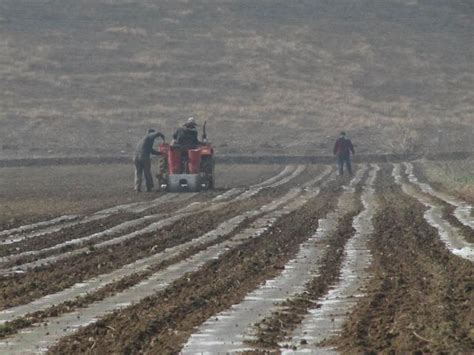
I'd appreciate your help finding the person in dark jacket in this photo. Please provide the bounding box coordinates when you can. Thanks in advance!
[333,131,355,176]
[133,129,165,192]
[171,117,201,172]
[172,117,200,148]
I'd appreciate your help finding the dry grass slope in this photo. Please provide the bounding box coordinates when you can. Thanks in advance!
[0,0,473,157]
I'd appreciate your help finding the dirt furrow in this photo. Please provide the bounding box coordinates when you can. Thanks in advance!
[0,197,258,310]
[0,182,319,339]
[393,164,473,261]
[0,193,181,242]
[281,165,378,353]
[1,168,337,354]
[0,165,290,241]
[0,197,214,271]
[0,168,332,334]
[182,166,367,353]
[0,216,80,238]
[0,165,318,311]
[0,166,305,273]
[0,212,139,258]
[0,193,198,255]
[405,162,473,229]
[0,214,164,268]
[234,165,306,201]
[331,164,474,353]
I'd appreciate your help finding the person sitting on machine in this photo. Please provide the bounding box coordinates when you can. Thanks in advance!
[172,117,200,148]
[171,117,201,172]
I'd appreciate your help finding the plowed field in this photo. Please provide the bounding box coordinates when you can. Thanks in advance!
[0,162,472,354]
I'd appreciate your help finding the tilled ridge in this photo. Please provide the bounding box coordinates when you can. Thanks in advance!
[408,162,474,243]
[0,214,165,268]
[0,193,201,265]
[182,165,368,354]
[0,167,330,335]
[239,166,371,352]
[0,167,331,352]
[0,197,263,310]
[0,166,296,258]
[282,164,379,353]
[41,172,342,354]
[393,164,473,262]
[0,215,79,239]
[405,162,473,229]
[0,193,186,244]
[0,212,139,258]
[439,203,474,243]
[0,166,301,273]
[332,164,474,353]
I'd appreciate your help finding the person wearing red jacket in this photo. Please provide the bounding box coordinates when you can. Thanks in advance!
[333,131,355,176]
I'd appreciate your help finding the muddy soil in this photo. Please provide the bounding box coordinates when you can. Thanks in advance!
[441,203,474,243]
[409,163,474,243]
[0,196,209,265]
[0,162,471,353]
[0,166,320,309]
[0,195,264,310]
[0,212,139,257]
[250,209,362,351]
[0,164,282,229]
[0,199,264,339]
[48,180,343,354]
[0,166,322,339]
[331,165,474,353]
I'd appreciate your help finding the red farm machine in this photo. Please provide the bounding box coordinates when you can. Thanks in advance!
[156,122,215,192]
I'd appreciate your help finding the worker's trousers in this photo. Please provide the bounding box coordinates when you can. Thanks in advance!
[337,154,353,176]
[133,157,153,192]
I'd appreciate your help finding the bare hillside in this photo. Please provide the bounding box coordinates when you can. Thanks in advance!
[1,0,473,157]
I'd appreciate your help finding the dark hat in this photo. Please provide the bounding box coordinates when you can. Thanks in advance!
[340,131,346,136]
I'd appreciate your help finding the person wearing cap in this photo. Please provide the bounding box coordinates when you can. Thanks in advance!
[172,117,200,148]
[133,128,165,192]
[333,131,355,176]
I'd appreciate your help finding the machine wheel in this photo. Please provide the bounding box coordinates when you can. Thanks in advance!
[155,156,168,191]
[200,156,215,190]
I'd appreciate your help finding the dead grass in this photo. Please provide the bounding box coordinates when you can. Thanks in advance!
[419,158,474,203]
[0,0,473,157]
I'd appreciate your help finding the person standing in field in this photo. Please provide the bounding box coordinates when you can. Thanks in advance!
[333,131,355,176]
[133,129,165,192]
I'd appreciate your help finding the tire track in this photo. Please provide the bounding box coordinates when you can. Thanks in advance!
[393,164,473,262]
[404,162,473,229]
[281,165,379,353]
[0,168,329,354]
[0,166,302,273]
[182,166,367,354]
